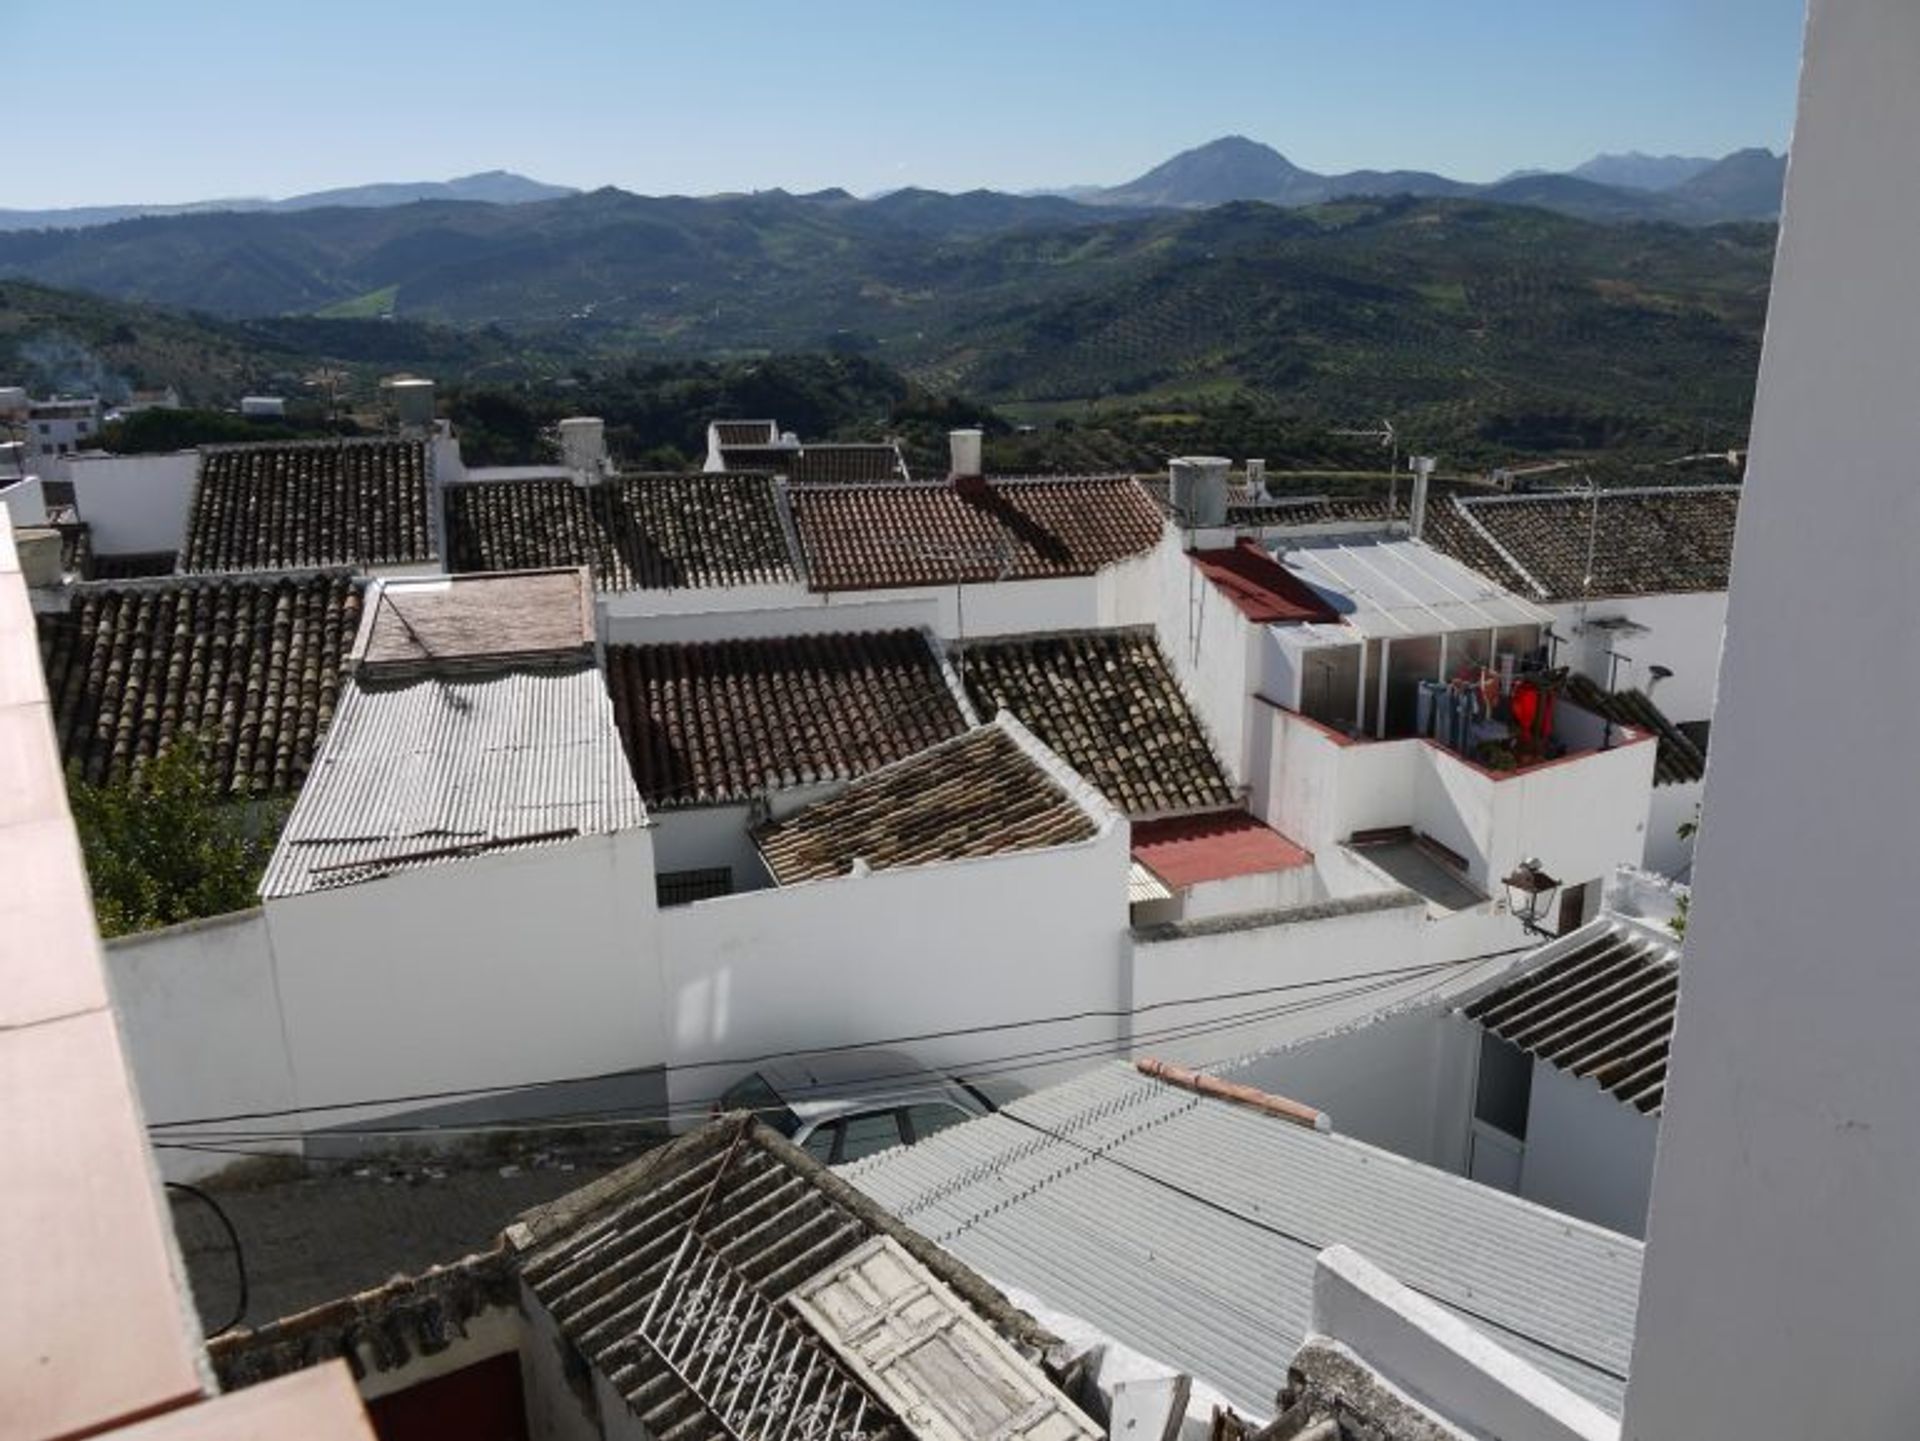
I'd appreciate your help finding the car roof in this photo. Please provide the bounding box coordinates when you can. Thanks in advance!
[753,1049,979,1123]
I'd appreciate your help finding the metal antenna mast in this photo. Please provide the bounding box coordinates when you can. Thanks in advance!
[1330,418,1399,518]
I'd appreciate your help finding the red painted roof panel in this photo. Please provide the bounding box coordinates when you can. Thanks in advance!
[1188,541,1342,624]
[1131,809,1312,888]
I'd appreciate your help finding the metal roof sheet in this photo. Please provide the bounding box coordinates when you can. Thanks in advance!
[261,663,647,897]
[1464,918,1681,1114]
[1272,536,1553,639]
[843,1063,1641,1420]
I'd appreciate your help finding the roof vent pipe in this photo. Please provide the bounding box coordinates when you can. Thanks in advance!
[1169,456,1230,528]
[1407,455,1436,540]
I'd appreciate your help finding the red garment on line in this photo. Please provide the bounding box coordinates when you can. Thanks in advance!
[1511,681,1540,739]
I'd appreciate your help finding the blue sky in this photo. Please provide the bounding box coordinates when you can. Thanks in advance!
[17,1,1805,207]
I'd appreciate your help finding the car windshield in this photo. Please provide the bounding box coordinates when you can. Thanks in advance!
[717,1071,801,1136]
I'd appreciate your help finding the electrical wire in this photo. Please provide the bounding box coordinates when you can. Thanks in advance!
[145,945,1531,1134]
[992,1105,1631,1385]
[148,948,1524,1150]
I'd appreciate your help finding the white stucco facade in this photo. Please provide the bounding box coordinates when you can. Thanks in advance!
[1549,589,1727,727]
[596,537,1171,649]
[1252,700,1655,905]
[66,450,198,557]
[259,830,665,1131]
[1623,3,1920,1434]
[658,813,1132,1112]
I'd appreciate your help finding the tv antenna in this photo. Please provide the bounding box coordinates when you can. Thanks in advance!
[1331,418,1401,517]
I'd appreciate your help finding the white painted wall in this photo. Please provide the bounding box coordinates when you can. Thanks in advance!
[1151,536,1261,790]
[68,450,198,556]
[648,805,773,893]
[102,909,299,1182]
[1520,1063,1657,1239]
[0,476,48,529]
[1551,588,1728,724]
[1643,781,1701,879]
[1227,1008,1480,1174]
[1255,702,1655,899]
[1623,4,1920,1435]
[657,825,1131,1112]
[597,531,1170,648]
[261,830,664,1128]
[1129,896,1480,1067]
[1312,1245,1617,1441]
[1178,864,1324,921]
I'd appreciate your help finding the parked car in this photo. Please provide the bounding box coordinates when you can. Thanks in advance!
[715,1048,995,1165]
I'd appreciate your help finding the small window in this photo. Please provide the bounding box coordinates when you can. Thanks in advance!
[36,422,50,435]
[837,1111,905,1163]
[657,866,732,907]
[76,420,90,434]
[902,1103,971,1145]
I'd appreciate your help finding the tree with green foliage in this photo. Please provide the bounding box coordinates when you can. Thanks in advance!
[68,732,286,937]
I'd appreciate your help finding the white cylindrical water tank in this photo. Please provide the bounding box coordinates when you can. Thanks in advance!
[1169,455,1231,527]
[390,377,436,429]
[949,428,984,478]
[558,416,607,480]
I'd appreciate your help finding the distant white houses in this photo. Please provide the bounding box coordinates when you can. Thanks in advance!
[32,419,1702,1199]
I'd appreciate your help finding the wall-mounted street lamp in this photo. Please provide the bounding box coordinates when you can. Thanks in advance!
[1503,858,1562,938]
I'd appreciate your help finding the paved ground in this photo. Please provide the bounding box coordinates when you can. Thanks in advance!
[170,1146,643,1335]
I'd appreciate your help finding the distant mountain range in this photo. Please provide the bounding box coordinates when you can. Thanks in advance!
[0,172,576,233]
[1066,136,1784,224]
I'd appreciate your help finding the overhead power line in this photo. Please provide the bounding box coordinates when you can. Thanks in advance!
[147,945,1530,1146]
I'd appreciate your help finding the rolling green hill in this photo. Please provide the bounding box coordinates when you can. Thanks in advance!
[0,189,1773,468]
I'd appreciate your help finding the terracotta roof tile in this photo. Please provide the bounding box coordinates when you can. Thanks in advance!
[446,473,797,590]
[1228,496,1396,528]
[960,629,1233,817]
[755,724,1098,884]
[720,442,907,483]
[182,439,434,573]
[711,419,778,446]
[792,477,1164,592]
[1439,486,1741,600]
[605,629,969,807]
[36,572,364,794]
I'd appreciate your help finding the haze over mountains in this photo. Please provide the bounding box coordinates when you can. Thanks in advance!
[4,137,1782,236]
[0,171,576,233]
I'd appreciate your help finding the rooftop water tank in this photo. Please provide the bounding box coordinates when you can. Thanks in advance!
[558,416,608,484]
[1169,456,1231,527]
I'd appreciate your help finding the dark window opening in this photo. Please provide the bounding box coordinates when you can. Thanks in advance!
[657,866,732,907]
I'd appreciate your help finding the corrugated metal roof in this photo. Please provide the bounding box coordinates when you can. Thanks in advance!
[1464,919,1680,1114]
[1128,861,1173,904]
[843,1063,1641,1420]
[1273,536,1554,638]
[261,664,647,897]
